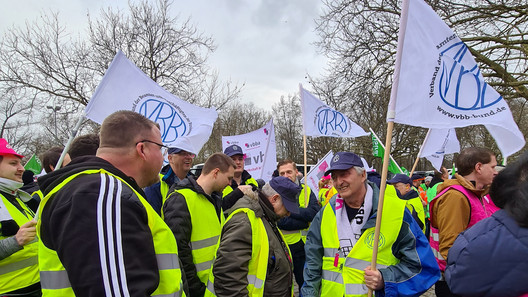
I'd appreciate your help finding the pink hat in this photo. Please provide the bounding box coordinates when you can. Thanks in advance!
[0,138,24,159]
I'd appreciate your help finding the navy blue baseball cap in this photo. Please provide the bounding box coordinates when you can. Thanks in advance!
[168,147,183,154]
[411,174,424,181]
[269,176,300,214]
[224,144,244,157]
[324,152,364,176]
[387,174,412,186]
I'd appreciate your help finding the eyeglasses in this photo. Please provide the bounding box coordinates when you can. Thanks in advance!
[136,140,169,157]
[178,151,196,158]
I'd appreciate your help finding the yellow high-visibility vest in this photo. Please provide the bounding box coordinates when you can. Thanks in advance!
[0,193,39,295]
[167,188,225,285]
[204,207,293,297]
[319,186,406,296]
[37,169,185,297]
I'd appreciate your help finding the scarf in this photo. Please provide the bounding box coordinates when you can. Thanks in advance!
[0,177,33,202]
[335,184,373,257]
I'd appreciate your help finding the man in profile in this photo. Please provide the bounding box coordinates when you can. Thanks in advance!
[37,110,185,296]
[430,147,500,296]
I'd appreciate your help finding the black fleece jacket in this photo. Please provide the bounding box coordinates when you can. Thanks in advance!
[38,156,166,297]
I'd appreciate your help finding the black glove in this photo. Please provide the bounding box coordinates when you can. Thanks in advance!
[1,219,19,236]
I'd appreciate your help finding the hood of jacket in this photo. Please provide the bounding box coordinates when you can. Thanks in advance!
[226,188,280,222]
[173,175,223,207]
[38,155,144,197]
[438,173,489,198]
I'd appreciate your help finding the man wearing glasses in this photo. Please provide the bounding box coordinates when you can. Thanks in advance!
[37,110,185,296]
[144,144,196,215]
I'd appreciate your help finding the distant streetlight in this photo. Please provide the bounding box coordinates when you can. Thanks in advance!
[46,105,61,138]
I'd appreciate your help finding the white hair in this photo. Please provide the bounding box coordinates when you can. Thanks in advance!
[261,183,278,198]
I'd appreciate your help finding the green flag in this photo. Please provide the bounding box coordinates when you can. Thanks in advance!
[451,162,456,177]
[24,154,42,175]
[371,133,384,158]
[371,133,405,174]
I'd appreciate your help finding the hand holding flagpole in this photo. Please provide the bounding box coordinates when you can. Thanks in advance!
[368,0,410,295]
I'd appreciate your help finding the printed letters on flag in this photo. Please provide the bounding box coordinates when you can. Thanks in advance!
[222,119,277,181]
[389,0,524,157]
[371,133,405,174]
[300,85,368,138]
[24,154,42,175]
[85,51,218,154]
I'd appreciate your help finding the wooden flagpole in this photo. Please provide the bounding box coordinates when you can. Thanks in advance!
[368,0,410,295]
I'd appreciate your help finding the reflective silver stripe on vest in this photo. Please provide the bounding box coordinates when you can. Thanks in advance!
[432,249,444,260]
[247,274,264,289]
[0,255,37,275]
[157,253,180,270]
[152,289,183,297]
[323,248,339,257]
[206,280,216,295]
[344,258,387,271]
[345,283,368,295]
[301,230,308,237]
[432,232,439,241]
[322,269,343,284]
[191,235,219,250]
[195,259,214,272]
[40,270,71,290]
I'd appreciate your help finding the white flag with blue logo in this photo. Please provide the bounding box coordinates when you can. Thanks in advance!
[419,128,460,171]
[85,51,218,154]
[389,0,524,157]
[300,85,368,138]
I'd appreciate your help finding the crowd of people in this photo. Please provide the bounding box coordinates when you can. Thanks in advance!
[0,110,527,297]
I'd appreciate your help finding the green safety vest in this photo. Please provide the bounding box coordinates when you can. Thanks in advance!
[319,185,405,296]
[0,193,39,294]
[222,177,259,197]
[36,169,184,297]
[204,207,293,297]
[167,188,225,286]
[280,184,311,244]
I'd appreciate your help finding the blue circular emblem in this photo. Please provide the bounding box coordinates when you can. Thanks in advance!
[138,98,188,142]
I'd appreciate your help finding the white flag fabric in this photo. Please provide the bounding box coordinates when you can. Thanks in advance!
[301,150,334,194]
[222,119,277,181]
[300,85,368,138]
[389,0,524,157]
[86,51,218,154]
[420,128,460,170]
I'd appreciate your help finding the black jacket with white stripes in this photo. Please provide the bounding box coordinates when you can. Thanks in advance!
[38,156,165,297]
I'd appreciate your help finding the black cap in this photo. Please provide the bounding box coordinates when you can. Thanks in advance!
[411,174,424,181]
[224,144,244,157]
[269,176,300,214]
[387,173,412,186]
[324,152,364,176]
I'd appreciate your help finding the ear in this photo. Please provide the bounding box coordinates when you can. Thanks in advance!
[212,168,220,178]
[136,142,147,161]
[475,162,483,174]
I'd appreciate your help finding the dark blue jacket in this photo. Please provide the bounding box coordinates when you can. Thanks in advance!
[446,210,528,297]
[144,164,192,215]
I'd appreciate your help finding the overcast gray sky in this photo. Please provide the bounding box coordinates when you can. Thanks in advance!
[0,0,328,110]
